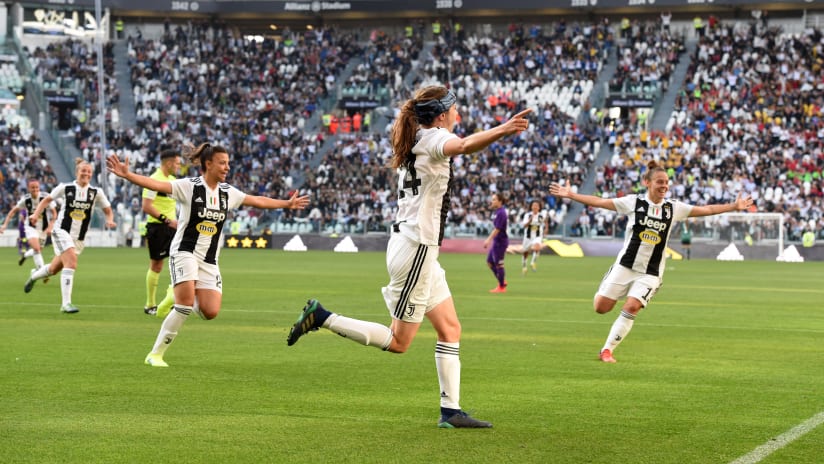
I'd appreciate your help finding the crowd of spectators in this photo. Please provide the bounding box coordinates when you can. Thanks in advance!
[590,18,824,242]
[110,21,363,230]
[11,17,824,245]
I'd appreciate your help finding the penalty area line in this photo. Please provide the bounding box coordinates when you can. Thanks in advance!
[729,411,824,464]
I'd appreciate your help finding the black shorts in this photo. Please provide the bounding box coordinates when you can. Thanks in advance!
[146,222,174,260]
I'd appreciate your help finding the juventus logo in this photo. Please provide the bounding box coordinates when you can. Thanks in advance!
[405,304,415,318]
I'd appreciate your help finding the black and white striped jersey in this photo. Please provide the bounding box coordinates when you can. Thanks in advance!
[613,194,692,277]
[394,127,458,247]
[16,192,50,232]
[50,182,110,241]
[522,210,547,239]
[168,176,245,265]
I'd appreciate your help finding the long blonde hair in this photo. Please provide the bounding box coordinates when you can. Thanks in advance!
[390,86,452,169]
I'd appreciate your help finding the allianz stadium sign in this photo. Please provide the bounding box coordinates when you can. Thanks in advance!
[17,0,824,14]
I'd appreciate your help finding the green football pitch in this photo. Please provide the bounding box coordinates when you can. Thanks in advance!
[1,246,822,463]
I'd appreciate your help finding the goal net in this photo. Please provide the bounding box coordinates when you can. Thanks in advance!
[680,212,784,258]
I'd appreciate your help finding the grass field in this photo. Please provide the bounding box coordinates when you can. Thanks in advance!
[1,246,823,463]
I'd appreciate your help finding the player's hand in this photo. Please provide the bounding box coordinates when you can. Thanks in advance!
[106,155,130,178]
[549,180,573,198]
[288,191,310,210]
[503,108,532,135]
[733,193,754,211]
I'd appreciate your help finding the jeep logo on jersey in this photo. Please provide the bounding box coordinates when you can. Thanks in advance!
[639,216,667,232]
[69,209,87,221]
[197,208,226,222]
[68,200,92,210]
[196,221,219,236]
[639,230,662,245]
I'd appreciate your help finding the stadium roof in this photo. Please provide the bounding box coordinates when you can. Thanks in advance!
[19,0,824,17]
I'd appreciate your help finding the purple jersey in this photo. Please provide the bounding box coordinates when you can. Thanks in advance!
[492,207,509,246]
[487,206,509,264]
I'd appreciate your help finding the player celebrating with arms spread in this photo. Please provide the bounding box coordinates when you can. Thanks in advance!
[25,159,116,313]
[107,143,309,367]
[287,85,531,428]
[549,160,753,363]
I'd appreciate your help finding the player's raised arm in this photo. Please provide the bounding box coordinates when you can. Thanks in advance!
[107,155,173,194]
[688,192,753,217]
[549,180,616,211]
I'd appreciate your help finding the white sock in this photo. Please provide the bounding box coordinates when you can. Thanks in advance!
[531,252,539,264]
[33,252,44,268]
[192,297,205,319]
[325,314,393,350]
[24,248,35,258]
[31,265,51,281]
[60,268,75,306]
[602,310,636,352]
[150,305,191,356]
[435,342,461,409]
[521,255,527,267]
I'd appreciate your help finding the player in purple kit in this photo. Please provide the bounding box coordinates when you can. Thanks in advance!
[484,192,509,293]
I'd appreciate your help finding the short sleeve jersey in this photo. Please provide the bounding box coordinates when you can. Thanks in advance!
[142,168,177,223]
[522,210,547,239]
[493,207,508,245]
[50,182,111,241]
[169,176,246,265]
[16,192,50,232]
[394,127,458,246]
[612,193,692,277]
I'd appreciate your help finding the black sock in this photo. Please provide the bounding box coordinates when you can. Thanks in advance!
[441,407,461,420]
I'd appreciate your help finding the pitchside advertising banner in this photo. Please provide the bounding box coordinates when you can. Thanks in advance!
[18,0,824,14]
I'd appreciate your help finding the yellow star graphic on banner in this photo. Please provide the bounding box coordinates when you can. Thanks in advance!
[255,237,268,248]
[226,236,239,248]
[241,237,254,248]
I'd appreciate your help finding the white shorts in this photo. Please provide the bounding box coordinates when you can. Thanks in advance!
[169,252,223,293]
[521,236,543,251]
[25,225,48,246]
[596,264,662,307]
[381,233,451,323]
[51,228,84,256]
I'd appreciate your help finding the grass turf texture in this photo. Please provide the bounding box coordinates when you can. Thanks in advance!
[1,246,823,463]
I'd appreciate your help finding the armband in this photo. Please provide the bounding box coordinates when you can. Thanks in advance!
[158,214,167,223]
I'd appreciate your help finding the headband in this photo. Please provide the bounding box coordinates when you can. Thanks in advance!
[414,89,457,121]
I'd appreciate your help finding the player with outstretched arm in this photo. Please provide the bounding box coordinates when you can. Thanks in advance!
[107,143,309,367]
[286,85,531,428]
[549,160,753,363]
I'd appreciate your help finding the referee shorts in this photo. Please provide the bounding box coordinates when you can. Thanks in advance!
[146,222,175,261]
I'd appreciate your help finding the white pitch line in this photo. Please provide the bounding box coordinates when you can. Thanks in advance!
[729,411,824,464]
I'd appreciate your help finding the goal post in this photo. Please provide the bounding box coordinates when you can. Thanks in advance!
[680,212,784,258]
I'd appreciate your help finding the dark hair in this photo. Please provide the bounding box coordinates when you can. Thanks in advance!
[390,85,454,169]
[643,160,667,182]
[494,192,507,205]
[184,143,228,170]
[160,149,180,161]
